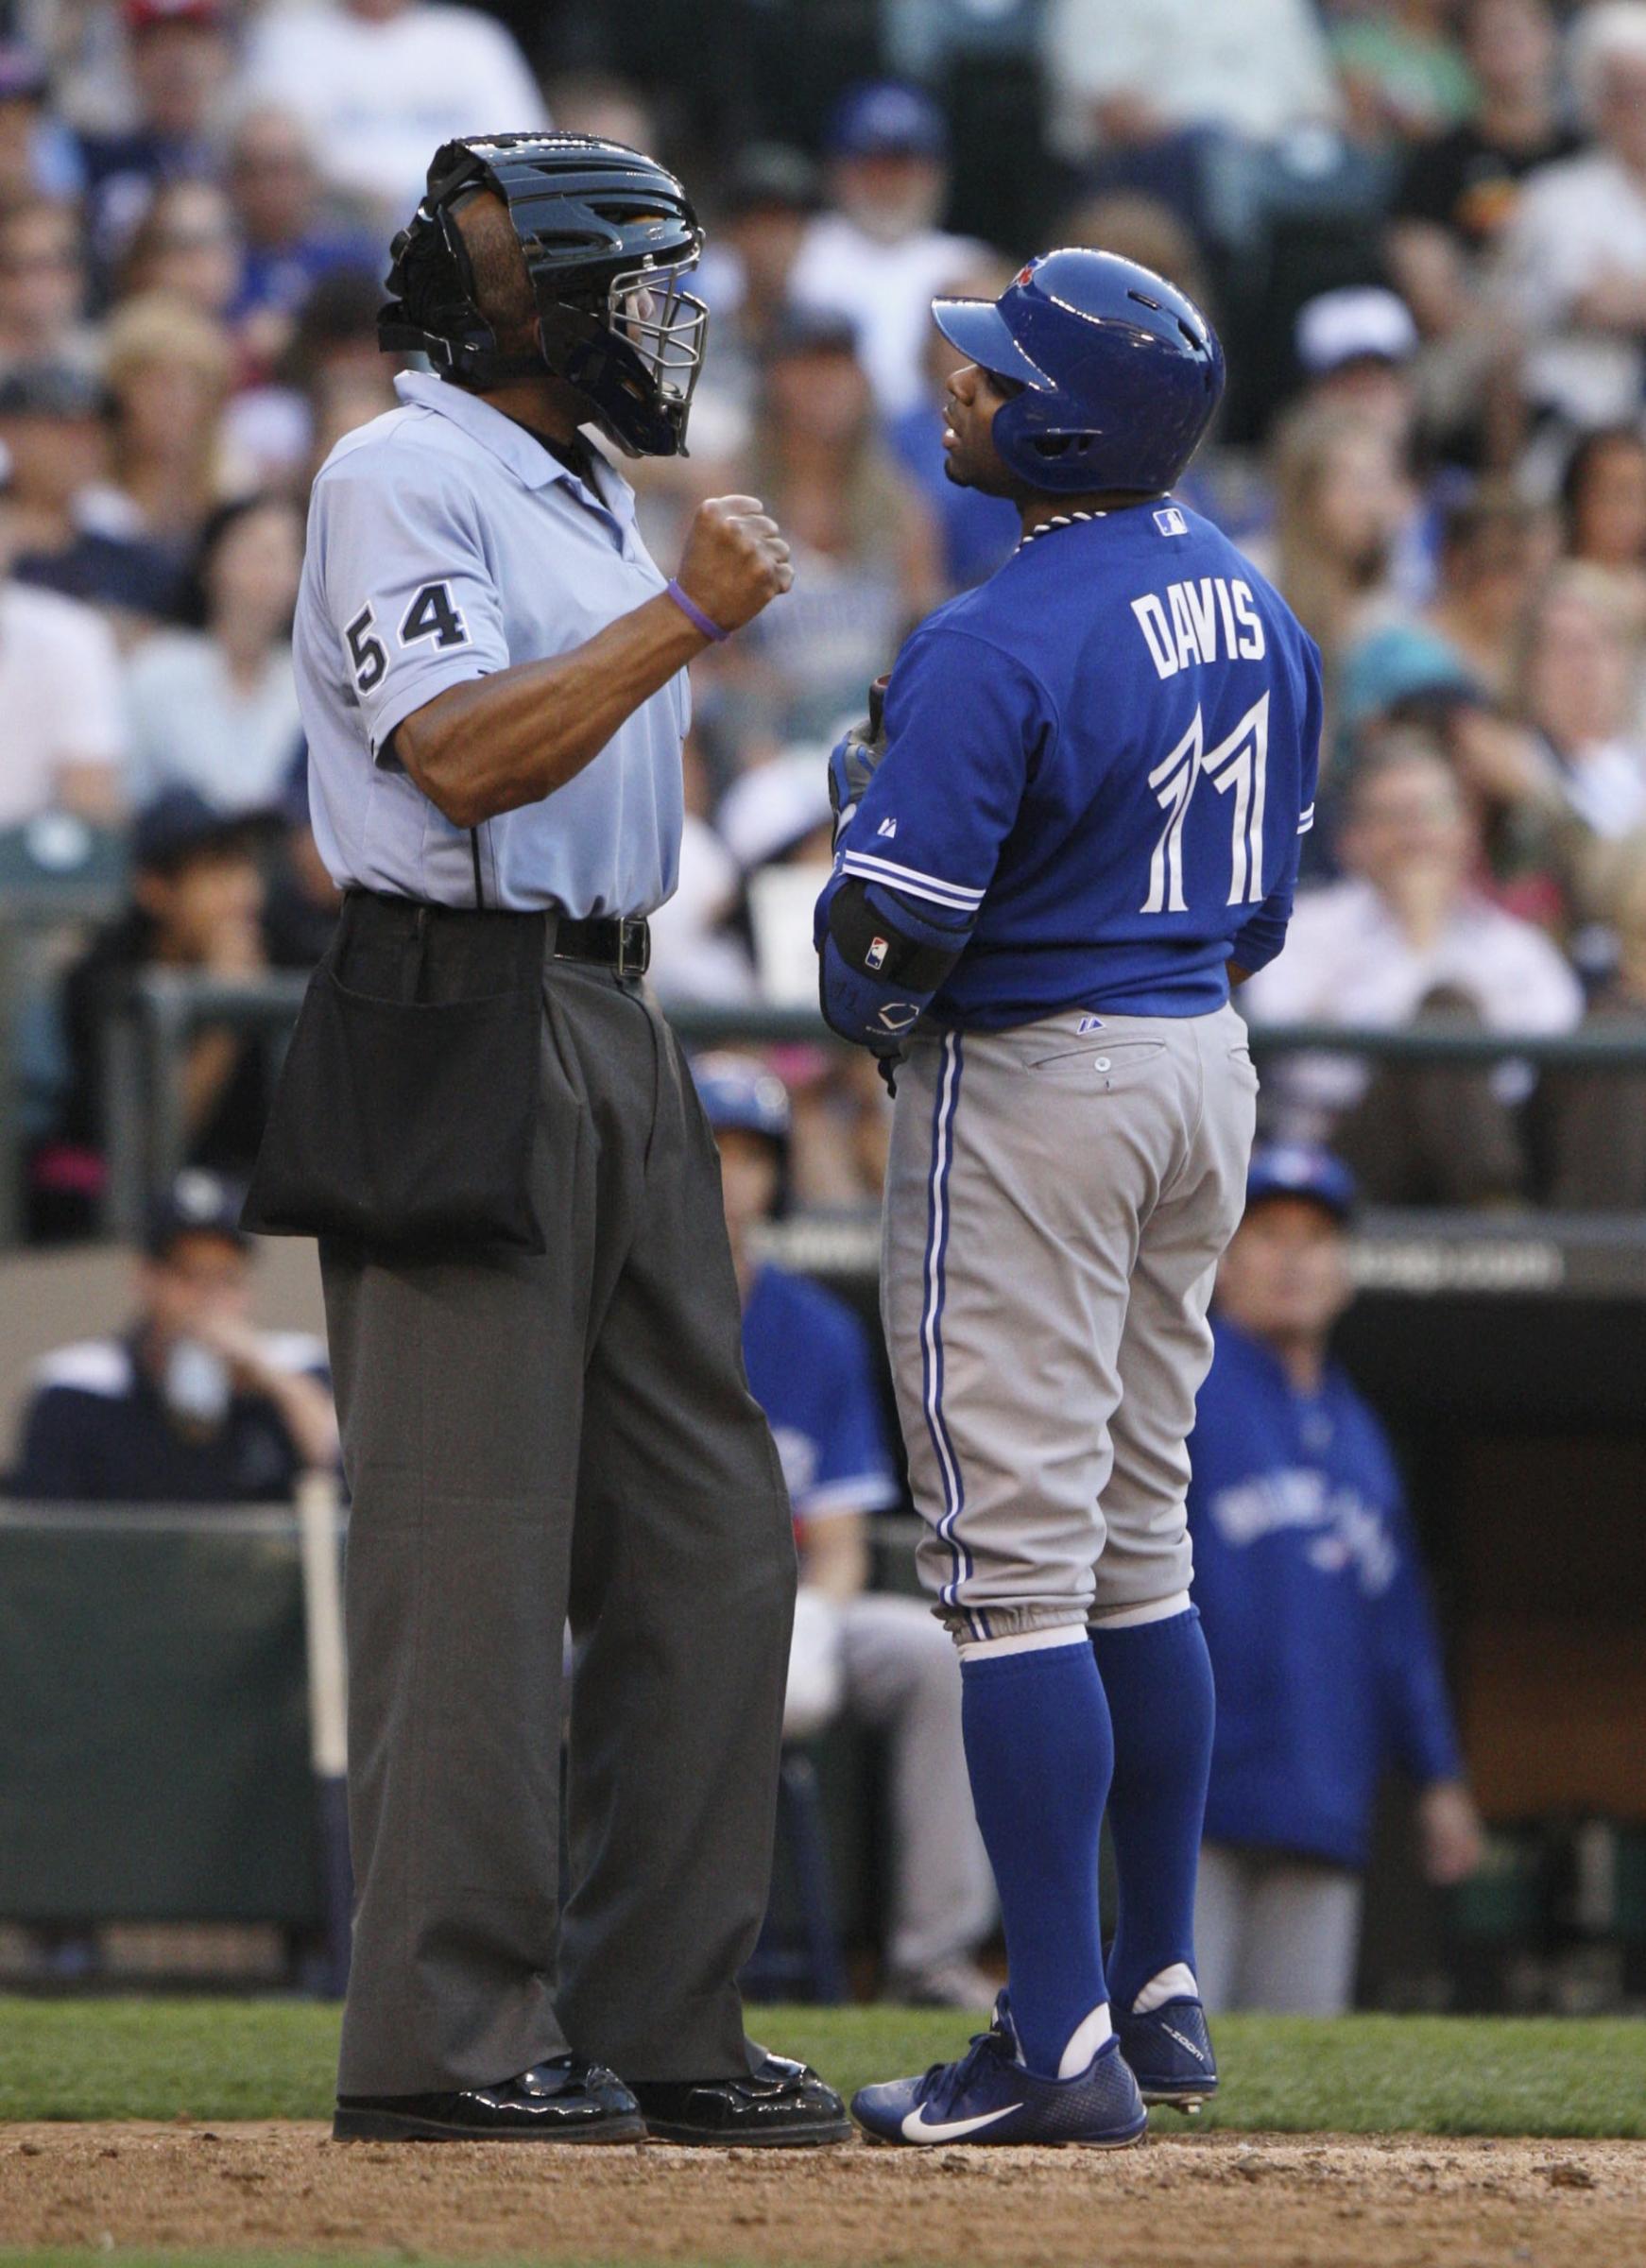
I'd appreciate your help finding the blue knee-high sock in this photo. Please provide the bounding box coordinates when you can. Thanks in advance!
[960,1637,1112,2077]
[1090,1606,1216,2011]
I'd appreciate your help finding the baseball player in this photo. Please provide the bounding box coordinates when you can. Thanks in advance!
[825,251,1324,2145]
[256,134,849,2147]
[1190,1144,1483,2015]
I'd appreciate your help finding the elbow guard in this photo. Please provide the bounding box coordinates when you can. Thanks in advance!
[818,876,971,1051]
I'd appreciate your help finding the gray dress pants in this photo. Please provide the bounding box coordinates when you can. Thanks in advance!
[320,943,797,2097]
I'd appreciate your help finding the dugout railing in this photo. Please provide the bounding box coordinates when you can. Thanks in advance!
[88,966,1646,1243]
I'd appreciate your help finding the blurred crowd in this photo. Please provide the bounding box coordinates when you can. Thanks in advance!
[6,0,1646,1231]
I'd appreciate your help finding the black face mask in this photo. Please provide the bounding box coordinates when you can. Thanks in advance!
[378,133,710,459]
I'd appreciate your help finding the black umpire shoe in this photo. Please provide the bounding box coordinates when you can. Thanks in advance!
[334,2053,646,2141]
[627,2052,852,2146]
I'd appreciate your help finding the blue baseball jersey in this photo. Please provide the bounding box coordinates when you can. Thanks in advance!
[1188,1316,1464,1871]
[740,1263,900,1524]
[821,502,1322,1030]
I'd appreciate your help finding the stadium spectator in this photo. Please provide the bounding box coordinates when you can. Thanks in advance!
[539,70,658,155]
[786,1046,894,1211]
[692,144,819,442]
[1330,0,1480,146]
[1242,736,1584,1201]
[1188,1144,1483,2015]
[52,790,275,1217]
[0,476,124,827]
[789,81,986,421]
[96,291,235,556]
[1386,0,1576,456]
[1513,562,1646,936]
[1295,287,1423,452]
[238,0,549,226]
[1491,1,1646,441]
[715,748,836,1003]
[0,42,69,210]
[1040,0,1341,161]
[0,360,184,626]
[1558,424,1646,636]
[1550,859,1646,1208]
[1340,488,1550,736]
[730,311,941,745]
[225,266,395,495]
[124,493,304,816]
[77,0,232,280]
[0,199,97,378]
[696,1054,995,2007]
[1260,403,1416,729]
[9,1167,336,1502]
[223,108,376,375]
[645,747,757,1007]
[117,178,241,326]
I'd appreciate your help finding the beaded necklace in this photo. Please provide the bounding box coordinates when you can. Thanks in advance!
[1018,508,1106,548]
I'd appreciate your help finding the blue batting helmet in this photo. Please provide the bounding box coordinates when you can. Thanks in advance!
[933,249,1225,498]
[693,1052,792,1148]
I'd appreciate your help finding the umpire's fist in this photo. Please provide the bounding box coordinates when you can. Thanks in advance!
[675,495,794,634]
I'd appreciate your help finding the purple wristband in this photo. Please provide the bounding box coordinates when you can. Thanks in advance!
[664,577,730,644]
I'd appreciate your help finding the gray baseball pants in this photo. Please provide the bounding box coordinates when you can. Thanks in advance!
[1195,1843,1363,2014]
[320,940,796,2098]
[882,1004,1258,1639]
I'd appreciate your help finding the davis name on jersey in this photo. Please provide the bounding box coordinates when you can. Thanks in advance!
[817,501,1324,1036]
[1131,576,1267,679]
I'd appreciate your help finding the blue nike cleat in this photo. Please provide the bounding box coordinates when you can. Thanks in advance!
[1115,1998,1219,2114]
[851,1994,1147,2148]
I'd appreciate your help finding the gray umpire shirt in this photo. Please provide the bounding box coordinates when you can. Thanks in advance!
[296,370,688,916]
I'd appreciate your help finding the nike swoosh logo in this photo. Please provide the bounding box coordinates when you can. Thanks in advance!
[900,2101,1021,2142]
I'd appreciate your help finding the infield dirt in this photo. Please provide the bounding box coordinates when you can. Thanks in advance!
[4,2124,1646,2268]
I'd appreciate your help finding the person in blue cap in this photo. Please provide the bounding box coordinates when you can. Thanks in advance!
[1187,1143,1484,2015]
[10,1166,336,1502]
[790,80,986,419]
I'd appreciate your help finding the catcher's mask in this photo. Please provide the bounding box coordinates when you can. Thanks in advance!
[379,131,709,458]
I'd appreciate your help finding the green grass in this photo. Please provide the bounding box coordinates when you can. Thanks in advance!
[1,1998,1643,2137]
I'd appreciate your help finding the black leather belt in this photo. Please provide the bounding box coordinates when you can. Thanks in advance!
[550,914,651,977]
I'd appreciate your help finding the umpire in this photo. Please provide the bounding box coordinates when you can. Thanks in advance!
[245,133,848,2147]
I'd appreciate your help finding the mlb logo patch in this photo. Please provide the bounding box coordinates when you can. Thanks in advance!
[1154,507,1188,537]
[866,936,889,971]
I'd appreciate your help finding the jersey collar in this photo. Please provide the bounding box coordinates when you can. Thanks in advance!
[393,371,635,523]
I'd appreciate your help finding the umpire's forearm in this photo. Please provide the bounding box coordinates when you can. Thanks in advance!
[393,593,706,828]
